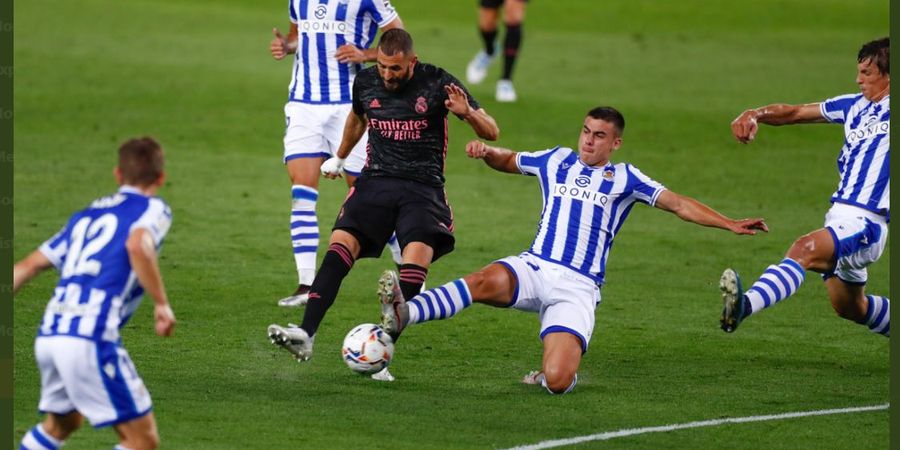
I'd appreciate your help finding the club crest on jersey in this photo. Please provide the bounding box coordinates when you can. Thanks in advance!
[415,96,428,114]
[602,170,614,180]
[369,98,381,108]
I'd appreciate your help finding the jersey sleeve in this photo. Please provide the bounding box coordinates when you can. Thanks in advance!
[365,0,399,27]
[626,164,666,206]
[288,0,297,24]
[38,224,71,270]
[129,198,173,247]
[820,93,860,124]
[351,76,366,116]
[516,147,560,176]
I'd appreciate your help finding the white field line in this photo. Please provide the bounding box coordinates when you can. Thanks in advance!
[503,403,889,450]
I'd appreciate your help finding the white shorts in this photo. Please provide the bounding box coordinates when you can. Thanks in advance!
[495,252,602,353]
[823,203,888,284]
[283,102,368,176]
[35,336,153,428]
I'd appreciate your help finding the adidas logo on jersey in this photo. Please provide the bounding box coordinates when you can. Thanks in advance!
[369,98,381,108]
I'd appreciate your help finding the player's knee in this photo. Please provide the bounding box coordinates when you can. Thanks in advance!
[463,270,491,301]
[785,235,817,267]
[786,231,836,272]
[542,365,577,394]
[467,265,514,303]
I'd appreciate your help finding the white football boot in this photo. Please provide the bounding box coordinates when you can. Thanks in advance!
[371,367,395,382]
[268,323,314,361]
[466,50,495,84]
[719,268,746,333]
[495,79,517,103]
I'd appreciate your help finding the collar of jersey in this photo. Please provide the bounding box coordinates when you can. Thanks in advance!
[576,159,614,171]
[118,185,147,196]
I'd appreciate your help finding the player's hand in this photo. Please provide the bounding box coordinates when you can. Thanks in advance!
[154,303,176,337]
[271,28,288,60]
[444,83,472,118]
[729,218,768,235]
[321,156,346,179]
[465,140,489,159]
[335,44,366,63]
[731,110,759,144]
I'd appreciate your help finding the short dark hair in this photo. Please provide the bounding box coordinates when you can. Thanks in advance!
[858,37,889,75]
[118,137,164,186]
[587,106,625,136]
[378,28,414,56]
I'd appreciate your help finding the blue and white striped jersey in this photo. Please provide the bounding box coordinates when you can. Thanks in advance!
[820,94,890,218]
[37,186,172,343]
[287,0,398,104]
[517,147,665,285]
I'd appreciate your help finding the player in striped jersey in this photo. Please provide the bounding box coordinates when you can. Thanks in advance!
[378,107,767,393]
[270,0,405,307]
[721,37,890,337]
[14,138,175,450]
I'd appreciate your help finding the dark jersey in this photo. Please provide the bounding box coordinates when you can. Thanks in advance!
[352,62,480,187]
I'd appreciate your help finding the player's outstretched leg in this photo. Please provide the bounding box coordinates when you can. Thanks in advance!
[720,268,747,333]
[380,273,476,341]
[267,323,315,361]
[379,270,408,341]
[864,295,890,337]
[721,258,806,332]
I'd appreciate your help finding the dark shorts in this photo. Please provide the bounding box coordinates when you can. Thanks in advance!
[480,0,528,8]
[334,176,455,262]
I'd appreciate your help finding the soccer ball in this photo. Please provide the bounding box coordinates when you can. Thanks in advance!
[341,323,394,374]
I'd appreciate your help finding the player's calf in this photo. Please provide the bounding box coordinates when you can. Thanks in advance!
[542,364,578,394]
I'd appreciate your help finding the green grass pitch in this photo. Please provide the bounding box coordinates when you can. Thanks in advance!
[13,0,888,448]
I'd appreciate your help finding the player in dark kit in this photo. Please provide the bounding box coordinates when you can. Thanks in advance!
[268,29,499,366]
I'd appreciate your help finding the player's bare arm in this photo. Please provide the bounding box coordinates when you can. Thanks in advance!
[731,102,826,143]
[126,228,176,337]
[12,250,53,294]
[465,140,518,173]
[336,18,405,63]
[444,83,499,140]
[654,190,768,235]
[271,24,299,60]
[323,111,368,179]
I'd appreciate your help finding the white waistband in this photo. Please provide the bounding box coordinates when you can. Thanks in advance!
[828,203,887,223]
